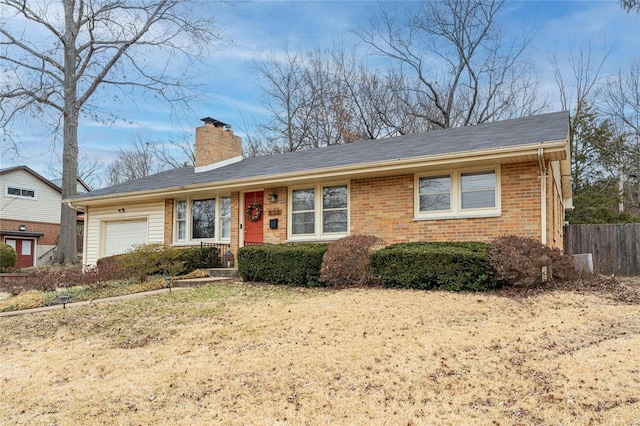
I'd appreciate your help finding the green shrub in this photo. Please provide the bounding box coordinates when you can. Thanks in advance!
[118,243,184,282]
[0,242,17,270]
[371,242,496,291]
[177,246,221,272]
[320,235,384,288]
[488,235,576,287]
[238,243,328,287]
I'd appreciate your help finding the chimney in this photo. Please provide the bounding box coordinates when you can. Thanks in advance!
[194,117,243,172]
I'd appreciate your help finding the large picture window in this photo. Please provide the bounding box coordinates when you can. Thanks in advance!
[290,184,349,238]
[174,196,231,242]
[416,168,499,219]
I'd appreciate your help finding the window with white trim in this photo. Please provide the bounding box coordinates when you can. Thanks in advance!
[174,196,231,242]
[291,184,349,238]
[416,168,499,219]
[5,185,36,199]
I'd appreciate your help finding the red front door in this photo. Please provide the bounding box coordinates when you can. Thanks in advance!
[244,191,264,245]
[5,238,35,268]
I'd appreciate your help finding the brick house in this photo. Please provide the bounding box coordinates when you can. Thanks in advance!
[0,165,89,267]
[67,112,572,266]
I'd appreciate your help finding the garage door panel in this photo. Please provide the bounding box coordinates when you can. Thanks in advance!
[104,219,148,257]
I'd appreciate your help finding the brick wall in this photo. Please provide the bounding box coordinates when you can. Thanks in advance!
[263,187,288,244]
[0,219,60,245]
[164,199,174,244]
[349,162,543,244]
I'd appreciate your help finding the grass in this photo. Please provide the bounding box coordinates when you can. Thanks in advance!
[1,279,639,425]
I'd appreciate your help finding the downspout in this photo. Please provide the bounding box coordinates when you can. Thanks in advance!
[538,148,548,282]
[67,202,88,267]
[538,148,547,246]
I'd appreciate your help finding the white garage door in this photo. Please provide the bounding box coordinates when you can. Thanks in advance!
[104,219,148,257]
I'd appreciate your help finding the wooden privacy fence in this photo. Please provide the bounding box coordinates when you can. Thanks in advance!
[564,224,640,276]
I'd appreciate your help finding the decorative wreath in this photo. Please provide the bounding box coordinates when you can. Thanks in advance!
[246,202,263,222]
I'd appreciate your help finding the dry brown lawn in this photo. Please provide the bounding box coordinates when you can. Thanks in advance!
[1,279,639,425]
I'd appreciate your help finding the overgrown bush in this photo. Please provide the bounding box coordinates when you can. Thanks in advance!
[0,242,17,270]
[320,235,384,288]
[0,261,129,296]
[177,246,221,272]
[371,242,496,291]
[118,243,184,282]
[238,243,328,287]
[488,235,576,287]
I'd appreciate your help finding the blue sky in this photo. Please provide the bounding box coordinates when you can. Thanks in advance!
[1,0,639,182]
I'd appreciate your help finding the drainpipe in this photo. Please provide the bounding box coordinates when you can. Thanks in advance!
[538,148,547,246]
[538,148,548,282]
[67,202,88,267]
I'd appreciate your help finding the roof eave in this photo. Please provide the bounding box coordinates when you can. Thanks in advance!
[66,139,569,207]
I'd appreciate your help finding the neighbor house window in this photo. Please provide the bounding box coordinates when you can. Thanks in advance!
[291,184,349,238]
[5,186,36,199]
[416,168,499,219]
[174,196,231,243]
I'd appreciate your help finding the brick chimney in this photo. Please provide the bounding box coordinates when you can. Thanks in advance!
[194,117,243,172]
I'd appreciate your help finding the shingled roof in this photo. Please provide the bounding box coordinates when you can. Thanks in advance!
[70,111,569,201]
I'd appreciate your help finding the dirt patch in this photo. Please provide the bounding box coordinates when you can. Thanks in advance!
[1,282,639,425]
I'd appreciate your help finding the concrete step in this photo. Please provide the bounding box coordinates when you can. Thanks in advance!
[203,268,239,278]
[172,276,232,288]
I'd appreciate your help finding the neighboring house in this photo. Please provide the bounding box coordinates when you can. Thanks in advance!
[0,166,90,267]
[67,112,572,267]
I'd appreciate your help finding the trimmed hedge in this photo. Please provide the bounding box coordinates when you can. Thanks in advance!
[238,243,328,287]
[0,242,17,270]
[371,242,497,291]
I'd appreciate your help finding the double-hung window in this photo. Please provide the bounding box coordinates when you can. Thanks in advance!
[416,168,499,219]
[291,184,348,239]
[174,196,231,242]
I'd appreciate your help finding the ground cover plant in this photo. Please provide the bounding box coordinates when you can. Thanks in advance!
[1,279,639,425]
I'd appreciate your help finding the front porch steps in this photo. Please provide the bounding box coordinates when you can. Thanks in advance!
[172,268,239,288]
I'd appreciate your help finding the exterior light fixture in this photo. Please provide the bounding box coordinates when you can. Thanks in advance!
[225,251,234,268]
[117,208,125,213]
[19,225,26,231]
[270,193,278,203]
[164,272,172,292]
[59,294,70,309]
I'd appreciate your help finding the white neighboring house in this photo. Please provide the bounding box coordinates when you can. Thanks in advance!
[0,165,90,267]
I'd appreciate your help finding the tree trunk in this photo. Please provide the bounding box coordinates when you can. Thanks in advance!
[55,0,79,264]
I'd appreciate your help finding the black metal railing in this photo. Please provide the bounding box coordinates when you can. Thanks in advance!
[200,242,231,268]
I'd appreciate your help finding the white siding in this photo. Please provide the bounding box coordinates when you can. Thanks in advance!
[0,170,61,223]
[84,201,165,265]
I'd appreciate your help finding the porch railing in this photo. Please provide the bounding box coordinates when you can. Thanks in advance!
[200,242,231,268]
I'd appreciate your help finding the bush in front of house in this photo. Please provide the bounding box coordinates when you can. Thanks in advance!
[118,243,185,282]
[488,235,576,287]
[0,242,17,271]
[238,243,329,287]
[371,242,497,291]
[178,246,222,272]
[320,235,384,288]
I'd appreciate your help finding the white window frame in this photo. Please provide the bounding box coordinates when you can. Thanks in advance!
[173,195,232,244]
[414,167,501,220]
[5,185,37,200]
[288,182,350,241]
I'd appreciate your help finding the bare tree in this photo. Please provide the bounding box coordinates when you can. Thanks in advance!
[621,0,640,13]
[0,0,221,263]
[354,0,545,130]
[46,151,105,190]
[155,135,195,169]
[605,59,640,213]
[107,137,162,186]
